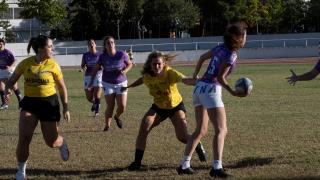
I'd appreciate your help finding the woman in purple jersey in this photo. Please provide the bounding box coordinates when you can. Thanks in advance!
[0,38,22,110]
[287,42,320,84]
[177,22,248,178]
[89,36,133,131]
[80,39,102,116]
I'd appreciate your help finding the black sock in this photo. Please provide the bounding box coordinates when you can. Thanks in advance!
[14,89,22,102]
[94,98,100,113]
[134,149,144,164]
[0,91,5,105]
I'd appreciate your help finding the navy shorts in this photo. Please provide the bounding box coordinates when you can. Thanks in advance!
[150,102,186,121]
[20,94,61,122]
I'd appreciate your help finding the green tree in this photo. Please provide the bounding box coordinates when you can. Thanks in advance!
[69,0,100,40]
[307,0,320,31]
[0,0,12,41]
[125,0,145,39]
[281,0,306,32]
[261,0,284,33]
[18,0,67,32]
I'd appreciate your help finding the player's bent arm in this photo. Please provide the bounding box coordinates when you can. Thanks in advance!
[56,78,70,121]
[217,63,245,97]
[193,50,212,78]
[122,59,133,74]
[5,71,21,91]
[297,68,320,81]
[88,63,101,87]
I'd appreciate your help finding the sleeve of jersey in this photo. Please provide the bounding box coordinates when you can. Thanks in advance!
[169,68,185,83]
[53,62,63,80]
[313,59,320,72]
[226,53,237,65]
[14,60,25,74]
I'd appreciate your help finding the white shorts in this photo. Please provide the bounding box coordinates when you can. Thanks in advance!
[0,69,14,79]
[192,81,224,108]
[83,74,103,89]
[102,80,128,95]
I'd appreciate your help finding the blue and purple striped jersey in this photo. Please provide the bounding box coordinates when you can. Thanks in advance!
[98,50,129,84]
[0,49,15,70]
[200,44,237,84]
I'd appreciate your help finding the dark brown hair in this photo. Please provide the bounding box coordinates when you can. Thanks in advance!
[27,35,50,54]
[223,22,247,51]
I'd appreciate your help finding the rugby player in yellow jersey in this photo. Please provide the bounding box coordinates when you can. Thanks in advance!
[121,51,207,171]
[5,35,70,180]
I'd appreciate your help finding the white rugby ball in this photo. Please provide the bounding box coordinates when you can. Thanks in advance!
[235,77,253,95]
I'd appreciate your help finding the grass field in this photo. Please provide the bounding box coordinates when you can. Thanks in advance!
[0,63,319,179]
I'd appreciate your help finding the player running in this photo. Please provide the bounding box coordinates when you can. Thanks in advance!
[122,51,207,171]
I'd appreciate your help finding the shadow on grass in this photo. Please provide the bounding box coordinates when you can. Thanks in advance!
[0,167,124,178]
[226,157,274,169]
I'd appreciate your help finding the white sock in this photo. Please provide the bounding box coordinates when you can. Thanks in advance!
[17,161,27,174]
[212,160,223,170]
[180,155,191,169]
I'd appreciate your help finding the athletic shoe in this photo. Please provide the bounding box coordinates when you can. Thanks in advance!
[209,168,231,178]
[176,165,195,175]
[195,142,207,162]
[128,161,141,171]
[59,139,69,161]
[15,170,26,180]
[94,112,99,117]
[103,125,109,131]
[114,116,123,129]
[0,104,8,110]
[91,104,95,112]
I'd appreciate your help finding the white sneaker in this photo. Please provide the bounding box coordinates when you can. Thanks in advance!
[16,170,26,180]
[0,104,8,110]
[59,139,69,161]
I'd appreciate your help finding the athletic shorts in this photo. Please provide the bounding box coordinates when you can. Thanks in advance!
[102,80,127,95]
[0,69,13,79]
[192,81,224,108]
[20,94,61,122]
[83,74,103,89]
[150,102,186,121]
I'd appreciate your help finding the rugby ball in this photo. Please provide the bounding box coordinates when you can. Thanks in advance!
[235,77,253,95]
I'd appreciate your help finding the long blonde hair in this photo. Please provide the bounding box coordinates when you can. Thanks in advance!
[141,51,177,76]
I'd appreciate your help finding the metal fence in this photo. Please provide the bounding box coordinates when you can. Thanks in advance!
[43,37,317,55]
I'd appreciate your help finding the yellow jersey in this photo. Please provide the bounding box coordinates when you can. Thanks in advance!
[15,56,63,97]
[143,66,184,109]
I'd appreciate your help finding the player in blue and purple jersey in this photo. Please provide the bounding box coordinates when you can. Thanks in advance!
[80,39,102,116]
[89,36,133,131]
[178,22,248,178]
[287,42,320,85]
[0,38,22,110]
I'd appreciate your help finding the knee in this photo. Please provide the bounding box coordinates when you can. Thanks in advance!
[194,126,208,138]
[215,127,228,137]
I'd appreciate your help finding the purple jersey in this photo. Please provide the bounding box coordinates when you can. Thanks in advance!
[98,50,129,84]
[82,51,101,76]
[200,44,237,84]
[0,49,15,70]
[314,59,320,72]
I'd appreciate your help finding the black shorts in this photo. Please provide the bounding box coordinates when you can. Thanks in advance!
[150,102,186,121]
[20,94,61,122]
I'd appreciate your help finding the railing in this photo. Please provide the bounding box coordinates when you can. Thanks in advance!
[15,38,320,57]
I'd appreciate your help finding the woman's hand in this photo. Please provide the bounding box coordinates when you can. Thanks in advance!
[63,110,71,122]
[286,69,298,86]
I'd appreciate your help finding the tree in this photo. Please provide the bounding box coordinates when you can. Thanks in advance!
[18,0,67,34]
[125,0,145,39]
[306,0,320,31]
[0,0,12,41]
[69,0,100,40]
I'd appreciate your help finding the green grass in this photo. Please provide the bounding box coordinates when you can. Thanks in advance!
[1,63,320,179]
